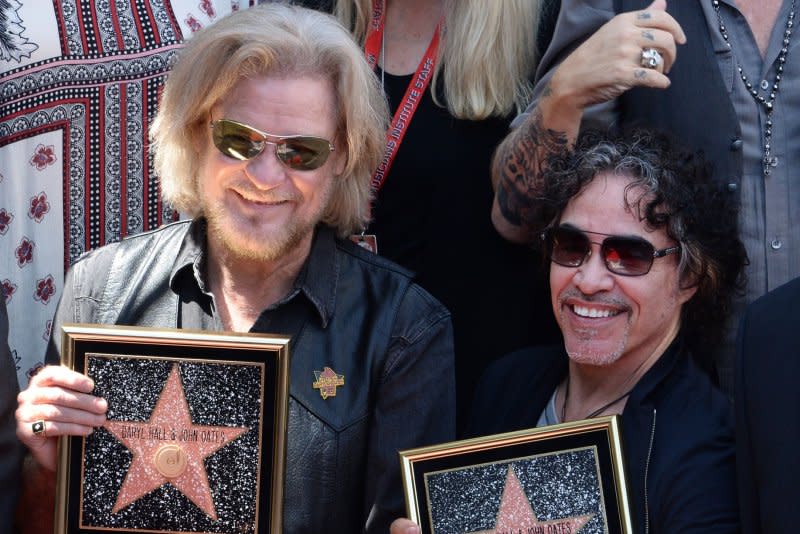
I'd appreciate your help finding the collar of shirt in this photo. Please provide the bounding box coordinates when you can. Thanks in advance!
[167,218,338,328]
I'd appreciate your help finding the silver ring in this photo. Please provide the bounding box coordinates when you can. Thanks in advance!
[640,48,663,69]
[32,419,46,437]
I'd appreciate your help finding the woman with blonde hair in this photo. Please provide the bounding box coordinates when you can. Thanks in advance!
[335,0,562,432]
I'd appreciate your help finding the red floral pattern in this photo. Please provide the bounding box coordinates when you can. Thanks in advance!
[33,275,56,304]
[199,0,217,18]
[0,208,12,234]
[1,280,17,303]
[28,191,50,222]
[15,237,35,267]
[185,15,202,32]
[29,144,57,171]
[26,362,45,382]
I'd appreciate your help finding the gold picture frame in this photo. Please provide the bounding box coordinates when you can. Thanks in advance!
[399,416,633,534]
[55,324,290,534]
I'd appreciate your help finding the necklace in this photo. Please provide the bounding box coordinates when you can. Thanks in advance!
[712,0,795,176]
[560,376,634,422]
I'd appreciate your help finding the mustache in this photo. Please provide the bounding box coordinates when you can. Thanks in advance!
[558,288,630,310]
[231,183,302,203]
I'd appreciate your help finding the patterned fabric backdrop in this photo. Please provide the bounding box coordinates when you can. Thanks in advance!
[0,0,260,388]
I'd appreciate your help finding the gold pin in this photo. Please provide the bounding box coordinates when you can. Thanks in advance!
[312,367,345,399]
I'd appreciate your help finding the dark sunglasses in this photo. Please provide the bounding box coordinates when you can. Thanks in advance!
[541,225,681,276]
[210,119,334,171]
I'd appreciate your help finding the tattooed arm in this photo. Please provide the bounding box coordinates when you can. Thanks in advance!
[491,0,685,243]
[491,98,571,243]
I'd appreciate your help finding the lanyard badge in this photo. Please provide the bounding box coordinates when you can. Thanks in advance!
[350,1,443,254]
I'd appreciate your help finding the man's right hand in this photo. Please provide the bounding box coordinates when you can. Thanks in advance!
[546,0,686,115]
[15,365,107,472]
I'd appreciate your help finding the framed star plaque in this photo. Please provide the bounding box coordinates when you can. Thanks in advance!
[399,416,633,534]
[55,324,290,534]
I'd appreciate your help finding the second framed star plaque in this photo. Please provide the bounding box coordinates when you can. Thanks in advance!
[55,324,290,534]
[399,417,633,534]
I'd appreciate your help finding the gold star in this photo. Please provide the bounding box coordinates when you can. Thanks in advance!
[104,364,248,520]
[468,465,593,534]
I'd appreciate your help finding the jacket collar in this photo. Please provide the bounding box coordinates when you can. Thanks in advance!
[626,336,685,406]
[168,218,339,328]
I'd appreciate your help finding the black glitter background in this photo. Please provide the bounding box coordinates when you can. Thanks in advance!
[425,448,607,534]
[81,355,263,533]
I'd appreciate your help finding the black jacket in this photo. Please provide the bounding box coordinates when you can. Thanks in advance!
[47,219,456,533]
[0,298,23,534]
[468,341,738,533]
[736,276,800,533]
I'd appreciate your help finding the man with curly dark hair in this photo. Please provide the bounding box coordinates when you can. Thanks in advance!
[392,130,746,534]
[532,130,747,371]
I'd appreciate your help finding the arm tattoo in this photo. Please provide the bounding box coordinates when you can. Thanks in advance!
[634,69,648,79]
[494,109,568,229]
[642,30,655,41]
[637,11,652,20]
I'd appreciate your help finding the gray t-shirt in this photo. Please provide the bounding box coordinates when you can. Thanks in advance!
[536,387,561,427]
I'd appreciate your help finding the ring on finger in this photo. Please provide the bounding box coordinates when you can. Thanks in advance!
[640,47,663,69]
[32,419,47,438]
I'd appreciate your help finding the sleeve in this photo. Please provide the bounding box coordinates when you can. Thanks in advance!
[363,284,456,534]
[43,266,76,365]
[512,0,620,130]
[0,298,24,533]
[44,247,114,365]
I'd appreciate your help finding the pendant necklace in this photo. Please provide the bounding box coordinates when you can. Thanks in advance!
[560,376,634,422]
[712,0,795,176]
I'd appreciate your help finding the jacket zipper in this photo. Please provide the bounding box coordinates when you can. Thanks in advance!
[644,408,657,534]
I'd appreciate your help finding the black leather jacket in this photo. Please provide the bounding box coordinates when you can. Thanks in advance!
[47,219,456,533]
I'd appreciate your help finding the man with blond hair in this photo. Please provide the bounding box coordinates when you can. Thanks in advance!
[14,5,454,533]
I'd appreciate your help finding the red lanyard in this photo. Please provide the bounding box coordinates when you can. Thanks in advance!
[364,1,442,194]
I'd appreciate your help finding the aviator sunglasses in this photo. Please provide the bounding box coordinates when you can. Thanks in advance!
[541,225,681,276]
[210,119,334,171]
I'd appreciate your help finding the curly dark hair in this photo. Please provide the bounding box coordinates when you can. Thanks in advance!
[536,129,748,363]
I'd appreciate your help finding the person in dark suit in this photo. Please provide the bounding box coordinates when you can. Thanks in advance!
[1,297,23,533]
[735,276,800,533]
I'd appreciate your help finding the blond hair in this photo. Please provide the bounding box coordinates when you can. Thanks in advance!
[151,3,389,236]
[335,0,540,120]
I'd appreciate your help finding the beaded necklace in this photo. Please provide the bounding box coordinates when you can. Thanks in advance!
[712,0,795,176]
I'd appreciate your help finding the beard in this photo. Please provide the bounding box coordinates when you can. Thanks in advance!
[562,323,630,367]
[205,208,310,262]
[556,289,632,367]
[202,181,333,263]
